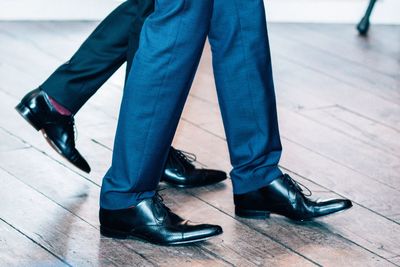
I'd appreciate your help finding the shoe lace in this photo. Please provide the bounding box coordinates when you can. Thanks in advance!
[72,120,78,142]
[170,148,197,172]
[154,189,171,212]
[283,174,312,197]
[176,149,197,163]
[64,116,78,143]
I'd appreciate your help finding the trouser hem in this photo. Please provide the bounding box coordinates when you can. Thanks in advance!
[231,166,283,195]
[100,189,156,210]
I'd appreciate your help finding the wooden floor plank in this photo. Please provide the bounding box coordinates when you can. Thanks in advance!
[185,46,400,167]
[81,116,400,266]
[0,108,234,266]
[305,24,400,60]
[269,24,400,91]
[268,44,400,114]
[273,58,399,129]
[0,78,366,266]
[0,83,315,266]
[0,129,29,152]
[4,21,398,161]
[0,137,315,267]
[183,41,400,190]
[2,114,388,267]
[1,21,399,266]
[178,93,400,192]
[24,98,399,266]
[0,219,67,267]
[185,43,400,133]
[297,105,400,158]
[184,184,395,267]
[1,51,398,266]
[0,168,154,267]
[0,151,234,266]
[171,119,400,264]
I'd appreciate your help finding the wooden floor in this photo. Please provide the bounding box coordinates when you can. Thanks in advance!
[0,21,399,266]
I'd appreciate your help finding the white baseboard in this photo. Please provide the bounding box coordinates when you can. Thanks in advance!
[0,0,399,24]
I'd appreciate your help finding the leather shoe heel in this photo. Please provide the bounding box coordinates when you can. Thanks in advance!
[15,102,41,131]
[100,226,129,239]
[235,207,270,219]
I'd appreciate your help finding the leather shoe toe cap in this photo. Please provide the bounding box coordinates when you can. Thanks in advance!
[182,224,223,242]
[315,198,353,217]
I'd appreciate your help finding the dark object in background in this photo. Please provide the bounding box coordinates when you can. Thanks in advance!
[357,0,378,35]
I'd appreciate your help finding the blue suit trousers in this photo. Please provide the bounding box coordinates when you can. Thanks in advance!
[100,0,283,209]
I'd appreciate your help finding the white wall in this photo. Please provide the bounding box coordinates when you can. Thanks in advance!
[267,0,400,24]
[0,0,399,24]
[0,0,121,20]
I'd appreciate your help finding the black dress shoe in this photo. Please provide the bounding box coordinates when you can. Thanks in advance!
[99,194,223,245]
[234,174,352,221]
[15,88,90,173]
[162,147,227,188]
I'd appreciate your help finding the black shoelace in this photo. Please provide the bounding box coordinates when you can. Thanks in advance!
[65,117,78,144]
[152,190,174,221]
[70,118,78,142]
[175,149,196,163]
[170,148,197,173]
[283,174,312,197]
[154,189,171,210]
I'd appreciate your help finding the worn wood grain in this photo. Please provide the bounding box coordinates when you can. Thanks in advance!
[0,21,399,266]
[0,219,66,267]
[0,135,314,267]
[268,24,400,101]
[171,119,400,263]
[0,168,154,267]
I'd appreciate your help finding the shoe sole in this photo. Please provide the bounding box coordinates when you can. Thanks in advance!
[235,207,271,219]
[15,102,90,173]
[100,225,223,246]
[235,203,353,221]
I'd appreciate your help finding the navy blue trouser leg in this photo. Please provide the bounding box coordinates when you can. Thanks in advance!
[100,0,213,209]
[208,0,282,194]
[41,0,154,114]
[100,0,282,209]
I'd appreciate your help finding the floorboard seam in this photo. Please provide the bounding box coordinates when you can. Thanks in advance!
[0,166,160,266]
[282,136,400,193]
[0,126,101,187]
[275,53,400,106]
[335,104,400,133]
[280,165,400,227]
[186,193,322,267]
[188,192,398,267]
[273,28,399,80]
[181,115,400,195]
[296,109,400,159]
[0,165,99,229]
[0,217,72,267]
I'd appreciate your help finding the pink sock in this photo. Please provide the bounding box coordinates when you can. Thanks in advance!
[49,97,72,116]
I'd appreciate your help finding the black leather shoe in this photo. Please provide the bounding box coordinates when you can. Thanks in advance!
[99,194,223,245]
[234,174,352,221]
[15,88,90,173]
[162,147,227,188]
